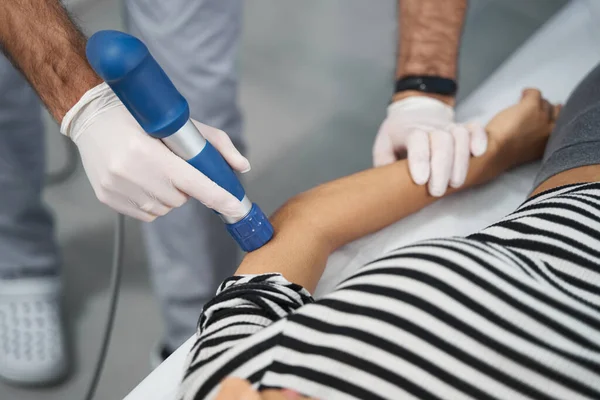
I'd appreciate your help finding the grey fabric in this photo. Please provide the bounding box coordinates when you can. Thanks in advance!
[0,55,59,279]
[0,0,244,350]
[125,0,244,350]
[533,62,600,189]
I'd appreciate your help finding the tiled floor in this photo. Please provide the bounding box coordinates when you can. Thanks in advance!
[1,0,567,399]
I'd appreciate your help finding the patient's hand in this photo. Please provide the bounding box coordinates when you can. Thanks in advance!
[486,88,561,169]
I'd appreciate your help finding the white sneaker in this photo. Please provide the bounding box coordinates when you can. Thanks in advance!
[0,277,69,385]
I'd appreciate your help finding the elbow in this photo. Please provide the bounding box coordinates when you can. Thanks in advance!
[270,192,337,252]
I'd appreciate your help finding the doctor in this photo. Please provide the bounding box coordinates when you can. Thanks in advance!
[0,0,476,385]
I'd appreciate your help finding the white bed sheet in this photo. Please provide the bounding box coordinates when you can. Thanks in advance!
[124,1,600,399]
[318,0,600,296]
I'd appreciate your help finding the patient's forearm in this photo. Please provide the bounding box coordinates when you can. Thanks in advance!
[237,141,503,292]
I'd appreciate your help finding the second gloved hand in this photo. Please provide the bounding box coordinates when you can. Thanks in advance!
[373,96,488,196]
[61,83,250,222]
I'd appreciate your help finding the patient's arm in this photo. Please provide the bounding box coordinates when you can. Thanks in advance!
[238,145,500,292]
[238,89,560,293]
[180,90,559,400]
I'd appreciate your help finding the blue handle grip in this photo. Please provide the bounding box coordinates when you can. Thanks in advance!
[86,30,189,138]
[189,142,245,201]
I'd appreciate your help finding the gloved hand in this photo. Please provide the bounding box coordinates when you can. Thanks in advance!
[61,83,250,222]
[373,96,488,196]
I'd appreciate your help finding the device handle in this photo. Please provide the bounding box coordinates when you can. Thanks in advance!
[86,30,274,251]
[86,30,246,201]
[86,30,189,138]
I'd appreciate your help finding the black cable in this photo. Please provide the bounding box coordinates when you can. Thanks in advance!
[46,125,124,400]
[83,213,125,400]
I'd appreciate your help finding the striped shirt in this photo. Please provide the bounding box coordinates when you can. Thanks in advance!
[178,183,600,400]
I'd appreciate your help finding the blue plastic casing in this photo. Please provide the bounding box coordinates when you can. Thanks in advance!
[187,142,245,201]
[86,30,189,138]
[86,30,273,251]
[226,203,274,252]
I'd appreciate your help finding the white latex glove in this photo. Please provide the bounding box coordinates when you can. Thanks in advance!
[61,83,251,222]
[373,96,488,196]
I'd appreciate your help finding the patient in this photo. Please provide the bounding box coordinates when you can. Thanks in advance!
[178,64,600,400]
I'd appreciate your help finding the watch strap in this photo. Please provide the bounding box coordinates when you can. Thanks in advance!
[395,75,458,96]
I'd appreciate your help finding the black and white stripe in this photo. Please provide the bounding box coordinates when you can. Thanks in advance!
[179,183,600,400]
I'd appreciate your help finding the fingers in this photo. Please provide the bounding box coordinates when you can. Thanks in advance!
[541,98,552,120]
[75,100,248,220]
[94,171,177,222]
[521,88,558,119]
[521,88,561,133]
[553,104,563,121]
[407,126,475,193]
[96,131,244,218]
[97,186,172,221]
[522,87,554,119]
[154,187,189,209]
[372,120,399,167]
[536,92,562,132]
[467,121,488,157]
[547,103,562,134]
[450,122,488,189]
[98,192,158,222]
[167,153,247,217]
[136,195,172,216]
[521,88,542,103]
[541,98,562,122]
[191,119,251,173]
[406,130,431,185]
[95,139,190,215]
[113,167,189,210]
[428,130,454,197]
[449,124,470,188]
[116,208,156,223]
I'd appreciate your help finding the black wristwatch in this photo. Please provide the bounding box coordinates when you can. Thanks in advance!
[395,75,458,97]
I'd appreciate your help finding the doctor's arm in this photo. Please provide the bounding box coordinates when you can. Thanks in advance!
[238,90,558,293]
[374,0,483,197]
[394,0,467,106]
[0,1,251,221]
[0,0,101,121]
